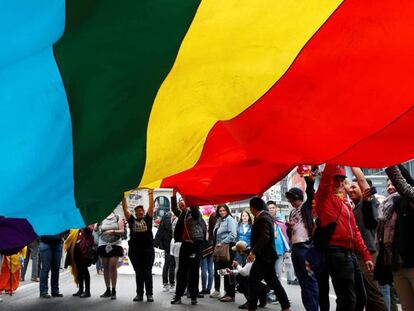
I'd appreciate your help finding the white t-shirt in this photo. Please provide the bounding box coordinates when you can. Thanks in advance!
[289,207,309,244]
[242,223,249,235]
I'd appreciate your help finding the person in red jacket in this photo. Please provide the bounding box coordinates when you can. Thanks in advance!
[315,164,374,311]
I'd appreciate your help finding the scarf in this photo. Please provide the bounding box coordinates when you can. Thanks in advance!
[64,229,80,284]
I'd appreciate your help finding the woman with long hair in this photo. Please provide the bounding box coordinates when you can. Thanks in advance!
[235,211,252,266]
[211,204,237,302]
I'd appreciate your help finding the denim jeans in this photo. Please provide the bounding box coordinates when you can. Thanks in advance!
[380,284,391,311]
[275,256,283,278]
[291,244,319,311]
[327,248,366,311]
[234,252,246,267]
[21,239,39,280]
[284,252,296,282]
[201,254,213,291]
[39,242,63,295]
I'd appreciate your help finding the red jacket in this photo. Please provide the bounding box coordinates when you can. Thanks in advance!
[315,164,371,262]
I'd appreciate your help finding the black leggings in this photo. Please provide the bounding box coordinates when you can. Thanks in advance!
[129,248,155,296]
[74,254,90,293]
[175,241,202,299]
[163,253,176,285]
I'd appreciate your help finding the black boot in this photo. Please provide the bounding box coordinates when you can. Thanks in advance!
[80,292,91,298]
[171,296,182,304]
[100,288,111,298]
[80,284,90,298]
[73,289,83,297]
[73,283,84,297]
[111,288,116,300]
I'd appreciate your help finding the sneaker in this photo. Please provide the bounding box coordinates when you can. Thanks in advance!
[197,293,204,298]
[40,293,51,299]
[31,277,40,282]
[220,296,235,302]
[133,295,143,302]
[51,293,63,298]
[147,295,154,302]
[169,284,175,294]
[100,289,111,298]
[171,296,182,304]
[210,290,221,298]
[201,289,210,295]
[163,284,169,292]
[111,289,116,300]
[191,298,197,305]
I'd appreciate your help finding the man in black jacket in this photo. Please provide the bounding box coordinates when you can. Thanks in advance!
[247,197,291,311]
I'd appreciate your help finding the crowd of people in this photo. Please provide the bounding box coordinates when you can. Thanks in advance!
[1,163,413,310]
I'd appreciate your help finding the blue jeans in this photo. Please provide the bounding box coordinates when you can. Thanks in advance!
[201,254,213,291]
[39,242,63,295]
[380,284,391,311]
[275,256,283,278]
[234,252,246,267]
[291,244,319,311]
[21,239,39,280]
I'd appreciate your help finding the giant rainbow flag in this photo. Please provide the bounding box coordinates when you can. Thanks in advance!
[1,0,414,234]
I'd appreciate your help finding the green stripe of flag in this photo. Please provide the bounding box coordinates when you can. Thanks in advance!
[54,0,201,223]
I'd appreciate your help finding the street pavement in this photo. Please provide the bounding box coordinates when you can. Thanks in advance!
[1,266,340,311]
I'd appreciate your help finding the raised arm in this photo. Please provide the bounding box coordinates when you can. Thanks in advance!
[122,195,132,220]
[351,167,370,193]
[386,165,414,198]
[315,164,336,215]
[171,190,182,217]
[147,189,154,218]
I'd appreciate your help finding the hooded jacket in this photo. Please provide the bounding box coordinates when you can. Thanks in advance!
[315,164,371,262]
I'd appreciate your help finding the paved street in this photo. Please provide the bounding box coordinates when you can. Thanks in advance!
[1,267,338,311]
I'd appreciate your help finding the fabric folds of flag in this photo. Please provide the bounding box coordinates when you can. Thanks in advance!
[1,0,413,234]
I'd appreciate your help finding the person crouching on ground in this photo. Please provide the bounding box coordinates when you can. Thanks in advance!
[229,241,267,310]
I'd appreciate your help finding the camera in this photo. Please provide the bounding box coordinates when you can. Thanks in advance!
[218,269,230,276]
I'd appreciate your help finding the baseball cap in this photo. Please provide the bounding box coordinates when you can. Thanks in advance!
[285,187,304,201]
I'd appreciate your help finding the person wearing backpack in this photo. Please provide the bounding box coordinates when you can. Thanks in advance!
[64,226,96,298]
[170,191,206,305]
[154,211,175,292]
